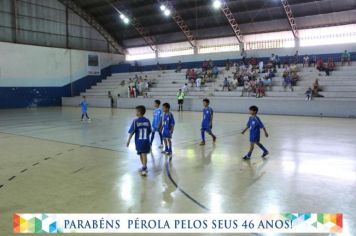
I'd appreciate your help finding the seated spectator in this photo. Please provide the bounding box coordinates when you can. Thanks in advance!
[313,79,324,97]
[303,55,309,68]
[249,57,257,67]
[212,66,219,78]
[294,50,299,64]
[283,74,293,91]
[175,61,182,72]
[189,69,196,80]
[241,48,247,65]
[143,79,149,93]
[291,72,299,86]
[249,79,257,93]
[202,60,208,72]
[341,50,351,66]
[305,87,313,101]
[309,55,317,67]
[128,85,136,98]
[316,58,324,71]
[256,79,265,98]
[186,68,191,79]
[208,59,214,69]
[196,77,202,90]
[290,64,298,73]
[241,81,252,97]
[316,58,331,76]
[182,83,189,94]
[222,77,230,91]
[270,54,276,71]
[231,78,238,90]
[262,76,272,91]
[327,58,335,72]
[225,59,231,71]
[258,61,264,73]
[283,55,290,68]
[275,55,281,68]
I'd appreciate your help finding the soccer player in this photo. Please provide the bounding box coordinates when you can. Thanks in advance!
[126,105,152,176]
[161,103,175,156]
[241,105,269,160]
[80,96,91,122]
[150,100,163,148]
[200,98,217,145]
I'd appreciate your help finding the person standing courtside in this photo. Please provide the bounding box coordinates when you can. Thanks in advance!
[177,89,185,112]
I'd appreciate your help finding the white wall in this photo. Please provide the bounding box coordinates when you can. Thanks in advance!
[0,41,124,87]
[129,43,356,66]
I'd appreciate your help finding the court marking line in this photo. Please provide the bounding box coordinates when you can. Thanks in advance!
[72,167,85,174]
[162,128,261,212]
[8,176,16,181]
[165,160,210,211]
[0,131,127,153]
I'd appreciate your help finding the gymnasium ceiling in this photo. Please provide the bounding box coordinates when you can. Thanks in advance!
[75,0,356,48]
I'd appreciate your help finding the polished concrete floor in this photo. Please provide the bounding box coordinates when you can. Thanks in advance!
[0,107,355,236]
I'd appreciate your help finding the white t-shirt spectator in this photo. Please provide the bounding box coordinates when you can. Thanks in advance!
[182,84,188,93]
[259,61,264,72]
[196,78,202,88]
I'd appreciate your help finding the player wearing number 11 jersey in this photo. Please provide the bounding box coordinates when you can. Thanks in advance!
[127,105,152,176]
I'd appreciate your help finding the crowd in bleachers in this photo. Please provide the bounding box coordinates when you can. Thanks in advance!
[127,74,153,98]
[185,60,219,89]
[128,49,353,100]
[218,53,302,98]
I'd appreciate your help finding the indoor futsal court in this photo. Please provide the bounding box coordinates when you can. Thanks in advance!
[1,0,356,235]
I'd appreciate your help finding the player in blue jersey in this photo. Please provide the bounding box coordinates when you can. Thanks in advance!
[161,103,175,156]
[150,100,163,148]
[241,105,269,160]
[200,98,217,145]
[80,96,91,122]
[126,105,152,176]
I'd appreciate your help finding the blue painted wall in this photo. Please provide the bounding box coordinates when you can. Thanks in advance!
[0,66,112,108]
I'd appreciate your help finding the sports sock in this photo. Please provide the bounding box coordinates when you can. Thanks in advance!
[257,143,268,153]
[201,130,206,142]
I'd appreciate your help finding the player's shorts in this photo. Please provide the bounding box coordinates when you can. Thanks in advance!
[152,127,160,133]
[136,144,151,155]
[249,134,260,143]
[201,127,212,132]
[137,149,150,155]
[135,139,151,155]
[178,99,184,104]
[162,129,172,139]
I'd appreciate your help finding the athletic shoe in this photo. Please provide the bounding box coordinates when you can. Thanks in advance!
[199,141,205,146]
[141,170,147,176]
[88,119,92,122]
[243,156,251,160]
[213,136,217,143]
[262,152,269,158]
[159,145,163,149]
